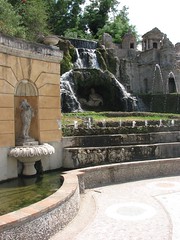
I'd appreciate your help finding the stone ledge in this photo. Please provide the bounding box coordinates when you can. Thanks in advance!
[63,142,180,168]
[75,158,180,189]
[1,158,180,239]
[62,131,180,148]
[0,33,63,62]
[0,173,80,240]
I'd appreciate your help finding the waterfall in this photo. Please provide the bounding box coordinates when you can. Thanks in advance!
[104,71,138,111]
[61,47,101,112]
[74,48,99,69]
[74,49,83,69]
[67,38,97,49]
[61,41,137,113]
[61,71,82,113]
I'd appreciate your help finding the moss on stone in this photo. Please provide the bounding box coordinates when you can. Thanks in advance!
[61,52,73,75]
[97,48,117,75]
[58,38,76,75]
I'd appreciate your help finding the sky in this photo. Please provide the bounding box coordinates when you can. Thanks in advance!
[119,0,179,45]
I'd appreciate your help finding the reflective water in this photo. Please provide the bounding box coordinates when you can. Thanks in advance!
[0,170,62,216]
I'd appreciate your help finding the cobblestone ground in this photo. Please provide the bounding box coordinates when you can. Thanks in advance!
[51,176,180,240]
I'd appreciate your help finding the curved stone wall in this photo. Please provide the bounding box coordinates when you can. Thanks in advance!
[0,173,80,240]
[1,158,180,239]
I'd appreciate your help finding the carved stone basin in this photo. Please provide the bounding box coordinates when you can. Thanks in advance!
[9,143,55,176]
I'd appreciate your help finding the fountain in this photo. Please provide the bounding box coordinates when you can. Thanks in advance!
[159,119,163,127]
[9,99,55,176]
[119,119,122,127]
[150,64,166,112]
[102,119,106,127]
[152,64,164,94]
[74,120,78,129]
[132,120,136,128]
[60,41,137,113]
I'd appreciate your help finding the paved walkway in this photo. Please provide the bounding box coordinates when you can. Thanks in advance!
[51,176,180,240]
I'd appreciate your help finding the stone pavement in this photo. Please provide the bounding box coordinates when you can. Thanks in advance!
[51,176,180,240]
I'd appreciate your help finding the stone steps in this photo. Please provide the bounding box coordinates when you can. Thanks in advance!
[62,130,180,169]
[63,131,180,148]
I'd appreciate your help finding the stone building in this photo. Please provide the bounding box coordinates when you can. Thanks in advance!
[0,33,63,181]
[102,27,180,96]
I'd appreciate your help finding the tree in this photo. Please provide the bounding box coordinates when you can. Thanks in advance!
[97,6,138,43]
[0,0,25,38]
[80,0,119,36]
[48,0,85,36]
[8,0,50,41]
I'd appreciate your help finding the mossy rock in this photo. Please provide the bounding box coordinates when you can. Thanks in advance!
[97,48,118,75]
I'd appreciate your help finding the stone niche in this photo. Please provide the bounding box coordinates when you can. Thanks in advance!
[14,82,39,143]
[0,33,63,181]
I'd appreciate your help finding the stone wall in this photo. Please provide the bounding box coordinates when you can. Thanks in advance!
[0,33,63,181]
[1,158,180,239]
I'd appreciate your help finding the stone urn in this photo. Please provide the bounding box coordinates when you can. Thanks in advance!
[9,143,55,176]
[43,35,60,46]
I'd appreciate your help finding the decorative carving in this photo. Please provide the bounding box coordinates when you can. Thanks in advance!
[73,148,106,166]
[9,143,55,159]
[9,143,55,176]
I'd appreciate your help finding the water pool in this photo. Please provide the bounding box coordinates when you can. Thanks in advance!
[0,171,62,215]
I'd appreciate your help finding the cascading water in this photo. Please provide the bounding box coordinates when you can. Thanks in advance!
[151,64,164,94]
[74,48,100,69]
[150,64,165,112]
[60,39,137,112]
[61,71,82,112]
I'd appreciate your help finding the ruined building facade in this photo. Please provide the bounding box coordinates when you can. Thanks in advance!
[102,28,180,95]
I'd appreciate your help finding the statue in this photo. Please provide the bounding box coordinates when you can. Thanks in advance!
[79,88,103,107]
[19,99,34,139]
[88,88,103,106]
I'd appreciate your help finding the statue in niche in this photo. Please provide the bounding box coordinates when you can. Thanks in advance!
[19,99,34,139]
[79,88,103,107]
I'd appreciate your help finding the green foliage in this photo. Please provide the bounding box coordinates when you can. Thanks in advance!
[61,111,180,136]
[2,0,138,45]
[58,38,75,75]
[48,0,85,36]
[64,27,93,40]
[14,0,50,41]
[97,6,137,43]
[61,53,73,75]
[81,0,119,36]
[0,0,25,38]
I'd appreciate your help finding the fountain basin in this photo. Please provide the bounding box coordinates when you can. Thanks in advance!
[9,143,55,176]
